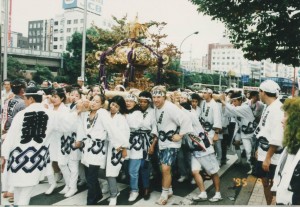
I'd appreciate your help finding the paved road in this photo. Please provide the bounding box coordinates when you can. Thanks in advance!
[1,154,252,206]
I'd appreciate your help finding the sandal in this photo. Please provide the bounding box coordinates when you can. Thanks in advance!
[156,196,168,205]
[8,197,14,203]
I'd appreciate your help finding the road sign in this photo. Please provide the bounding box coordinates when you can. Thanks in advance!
[241,75,249,83]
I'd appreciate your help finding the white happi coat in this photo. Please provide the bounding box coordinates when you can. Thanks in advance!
[106,113,130,177]
[155,101,193,150]
[224,103,255,140]
[77,108,124,168]
[254,99,284,165]
[271,148,300,205]
[1,103,78,187]
[48,103,71,163]
[199,99,222,142]
[126,110,144,159]
[140,107,158,159]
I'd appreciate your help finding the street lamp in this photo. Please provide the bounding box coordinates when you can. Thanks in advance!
[179,31,199,88]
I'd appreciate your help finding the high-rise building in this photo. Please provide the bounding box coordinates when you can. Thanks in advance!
[27,0,113,53]
[10,31,28,48]
[28,19,53,50]
[51,8,112,53]
[208,34,250,77]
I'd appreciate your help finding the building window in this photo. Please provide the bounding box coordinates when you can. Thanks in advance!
[59,45,63,49]
[67,28,71,33]
[36,38,40,43]
[66,36,71,42]
[67,20,71,24]
[37,22,40,28]
[74,19,78,24]
[37,30,40,35]
[53,45,58,49]
[33,38,36,43]
[29,38,32,43]
[60,37,64,41]
[54,37,58,41]
[29,23,33,28]
[33,23,36,28]
[80,19,84,23]
[54,29,58,33]
[37,45,40,50]
[73,28,77,32]
[54,21,59,25]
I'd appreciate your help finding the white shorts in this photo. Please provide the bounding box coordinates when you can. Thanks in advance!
[191,153,220,175]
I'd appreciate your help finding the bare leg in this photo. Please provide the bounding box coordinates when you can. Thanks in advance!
[211,173,220,192]
[192,170,206,192]
[161,164,172,189]
[262,177,273,205]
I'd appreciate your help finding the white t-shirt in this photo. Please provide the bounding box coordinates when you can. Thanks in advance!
[155,101,193,150]
[255,99,284,165]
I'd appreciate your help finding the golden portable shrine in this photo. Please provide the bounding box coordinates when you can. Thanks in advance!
[93,18,170,91]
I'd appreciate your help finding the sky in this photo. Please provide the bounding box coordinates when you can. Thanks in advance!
[11,0,226,60]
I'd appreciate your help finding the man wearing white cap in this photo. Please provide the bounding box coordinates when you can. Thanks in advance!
[254,80,284,205]
[77,77,89,94]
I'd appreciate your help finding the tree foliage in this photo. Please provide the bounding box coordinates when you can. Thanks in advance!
[61,16,181,87]
[7,56,27,80]
[32,65,54,84]
[189,0,300,66]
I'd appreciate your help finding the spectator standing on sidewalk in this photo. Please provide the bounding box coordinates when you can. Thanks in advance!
[254,80,284,205]
[271,98,300,205]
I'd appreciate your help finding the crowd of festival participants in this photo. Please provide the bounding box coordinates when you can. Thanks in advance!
[1,77,299,206]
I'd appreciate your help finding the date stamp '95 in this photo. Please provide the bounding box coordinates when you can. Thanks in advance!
[233,178,263,187]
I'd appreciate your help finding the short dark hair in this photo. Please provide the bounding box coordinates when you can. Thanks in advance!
[249,91,259,98]
[25,87,43,103]
[52,88,66,102]
[11,79,27,95]
[231,91,243,101]
[139,91,152,101]
[180,102,191,111]
[191,93,201,103]
[108,95,127,114]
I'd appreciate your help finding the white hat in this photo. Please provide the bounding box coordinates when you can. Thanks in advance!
[77,77,84,81]
[259,80,280,96]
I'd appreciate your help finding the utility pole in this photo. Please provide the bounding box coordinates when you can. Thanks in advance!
[3,0,9,80]
[80,0,88,80]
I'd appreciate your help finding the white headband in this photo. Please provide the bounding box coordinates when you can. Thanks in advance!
[231,96,243,100]
[24,90,44,96]
[152,90,166,97]
[203,88,213,94]
[139,96,152,102]
[125,94,138,103]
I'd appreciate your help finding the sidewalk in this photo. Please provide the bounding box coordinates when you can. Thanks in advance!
[247,178,267,205]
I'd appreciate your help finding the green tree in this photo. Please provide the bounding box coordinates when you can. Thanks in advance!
[61,28,101,85]
[189,0,300,66]
[32,65,54,85]
[7,56,27,80]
